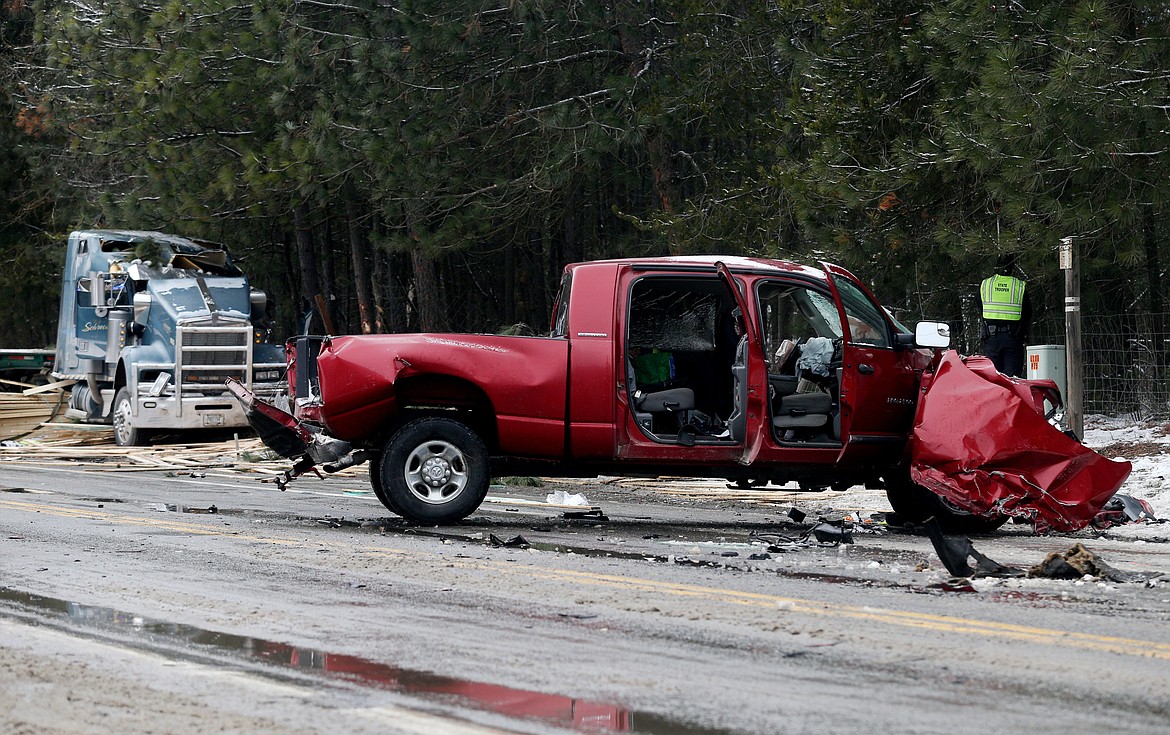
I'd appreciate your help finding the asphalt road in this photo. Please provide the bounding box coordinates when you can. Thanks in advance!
[2,444,1169,735]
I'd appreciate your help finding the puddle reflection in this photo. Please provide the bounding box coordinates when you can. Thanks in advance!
[0,587,733,734]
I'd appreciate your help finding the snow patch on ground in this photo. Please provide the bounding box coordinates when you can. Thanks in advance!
[1083,414,1170,522]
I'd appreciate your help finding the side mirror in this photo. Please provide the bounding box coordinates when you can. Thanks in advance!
[133,292,153,323]
[250,288,268,321]
[914,321,951,349]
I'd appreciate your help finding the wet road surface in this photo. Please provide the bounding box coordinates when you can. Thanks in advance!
[2,451,1170,734]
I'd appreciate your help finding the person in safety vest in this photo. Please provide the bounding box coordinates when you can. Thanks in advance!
[979,273,1031,377]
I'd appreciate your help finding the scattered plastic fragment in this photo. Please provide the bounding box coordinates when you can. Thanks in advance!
[1092,494,1161,529]
[787,507,807,523]
[315,517,361,528]
[936,579,979,593]
[924,518,1022,578]
[563,509,608,521]
[170,504,217,514]
[489,533,530,548]
[546,490,589,506]
[810,520,853,545]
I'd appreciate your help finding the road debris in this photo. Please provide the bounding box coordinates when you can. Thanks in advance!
[810,521,854,545]
[0,431,341,479]
[748,516,861,550]
[0,386,67,441]
[1027,543,1151,583]
[924,519,1162,584]
[488,534,530,548]
[545,490,589,506]
[1092,494,1161,529]
[923,518,1023,578]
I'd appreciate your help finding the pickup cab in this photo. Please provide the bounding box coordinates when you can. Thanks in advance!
[231,256,955,524]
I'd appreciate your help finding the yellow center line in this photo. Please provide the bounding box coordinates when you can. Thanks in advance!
[4,498,1168,659]
[486,563,1170,658]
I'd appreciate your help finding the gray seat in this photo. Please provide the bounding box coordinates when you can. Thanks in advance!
[628,357,695,433]
[773,392,832,429]
[636,387,695,413]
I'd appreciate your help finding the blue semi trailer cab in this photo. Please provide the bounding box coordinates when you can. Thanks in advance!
[53,229,287,446]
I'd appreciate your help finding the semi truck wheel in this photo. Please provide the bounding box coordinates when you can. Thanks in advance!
[381,417,489,524]
[885,470,1008,534]
[112,388,151,447]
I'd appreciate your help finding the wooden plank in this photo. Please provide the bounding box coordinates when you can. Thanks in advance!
[23,379,76,395]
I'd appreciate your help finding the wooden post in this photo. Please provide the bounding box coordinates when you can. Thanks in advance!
[1061,237,1084,438]
[313,294,337,336]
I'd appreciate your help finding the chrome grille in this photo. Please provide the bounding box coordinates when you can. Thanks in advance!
[184,332,247,347]
[177,323,252,393]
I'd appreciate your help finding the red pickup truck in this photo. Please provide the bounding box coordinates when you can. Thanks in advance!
[230,256,976,525]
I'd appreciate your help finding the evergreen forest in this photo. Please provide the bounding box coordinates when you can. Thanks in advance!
[2,0,1168,356]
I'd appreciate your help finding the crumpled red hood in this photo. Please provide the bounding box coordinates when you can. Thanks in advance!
[910,351,1132,533]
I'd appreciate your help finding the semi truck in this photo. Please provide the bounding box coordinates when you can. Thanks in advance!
[53,229,287,446]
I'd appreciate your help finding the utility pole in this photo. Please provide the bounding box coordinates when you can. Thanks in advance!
[1060,237,1083,438]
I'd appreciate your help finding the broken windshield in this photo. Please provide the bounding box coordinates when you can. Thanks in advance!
[124,250,242,280]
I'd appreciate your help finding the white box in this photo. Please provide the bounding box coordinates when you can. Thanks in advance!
[1026,344,1067,402]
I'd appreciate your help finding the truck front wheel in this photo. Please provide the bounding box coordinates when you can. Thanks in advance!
[885,470,1008,534]
[380,417,489,524]
[112,388,151,447]
[368,452,402,515]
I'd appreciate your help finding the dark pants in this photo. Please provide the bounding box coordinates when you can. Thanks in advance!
[983,332,1026,378]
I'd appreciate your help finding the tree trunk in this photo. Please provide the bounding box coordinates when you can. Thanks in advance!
[613,0,681,245]
[504,240,516,326]
[280,233,300,336]
[563,182,584,265]
[293,203,322,331]
[410,247,443,332]
[345,194,375,334]
[386,251,409,333]
[1143,213,1167,374]
[321,210,337,332]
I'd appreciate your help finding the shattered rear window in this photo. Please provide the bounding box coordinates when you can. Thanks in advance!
[628,281,723,352]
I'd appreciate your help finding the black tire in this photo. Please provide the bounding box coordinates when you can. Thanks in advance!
[112,387,151,447]
[368,451,401,515]
[885,472,1008,534]
[732,478,767,489]
[380,417,490,524]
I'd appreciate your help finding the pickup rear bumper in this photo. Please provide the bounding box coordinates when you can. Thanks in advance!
[225,379,358,473]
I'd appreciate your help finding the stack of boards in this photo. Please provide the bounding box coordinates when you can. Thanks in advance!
[0,379,71,441]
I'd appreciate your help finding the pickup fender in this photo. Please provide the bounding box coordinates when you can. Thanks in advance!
[313,334,570,456]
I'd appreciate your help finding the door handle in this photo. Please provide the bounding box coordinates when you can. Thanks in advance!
[858,364,874,375]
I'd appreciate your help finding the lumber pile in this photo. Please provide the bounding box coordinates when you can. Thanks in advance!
[0,383,67,442]
[0,429,364,479]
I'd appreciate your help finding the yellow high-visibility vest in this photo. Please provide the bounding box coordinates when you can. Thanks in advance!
[980,275,1026,321]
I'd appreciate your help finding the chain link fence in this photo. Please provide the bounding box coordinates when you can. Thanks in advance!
[954,312,1170,420]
